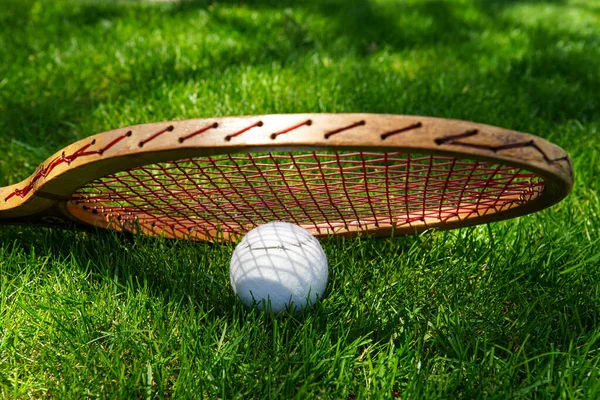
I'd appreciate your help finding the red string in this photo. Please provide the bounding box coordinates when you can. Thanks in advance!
[178,123,218,143]
[225,121,263,141]
[4,132,134,201]
[324,120,366,139]
[70,151,543,237]
[139,126,174,147]
[270,120,312,139]
[8,146,545,236]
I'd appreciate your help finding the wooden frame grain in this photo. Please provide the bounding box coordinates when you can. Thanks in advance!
[0,114,574,241]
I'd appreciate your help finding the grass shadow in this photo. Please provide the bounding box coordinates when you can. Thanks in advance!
[2,0,597,177]
[0,225,237,314]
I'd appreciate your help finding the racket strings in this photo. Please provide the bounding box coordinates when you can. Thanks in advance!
[70,151,544,237]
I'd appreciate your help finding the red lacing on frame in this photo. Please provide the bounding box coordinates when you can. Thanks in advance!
[4,131,132,201]
[5,118,567,218]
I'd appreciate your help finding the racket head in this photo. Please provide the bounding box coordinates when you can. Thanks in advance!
[0,114,573,242]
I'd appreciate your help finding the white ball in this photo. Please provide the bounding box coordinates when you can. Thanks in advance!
[229,221,328,314]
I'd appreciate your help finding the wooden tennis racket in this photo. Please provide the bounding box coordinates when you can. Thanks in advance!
[0,114,573,242]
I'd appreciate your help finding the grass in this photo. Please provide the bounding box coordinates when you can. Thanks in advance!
[0,0,599,397]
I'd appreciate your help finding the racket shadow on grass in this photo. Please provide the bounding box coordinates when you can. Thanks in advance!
[0,225,239,315]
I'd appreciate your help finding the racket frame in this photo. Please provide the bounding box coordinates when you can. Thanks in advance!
[0,113,573,240]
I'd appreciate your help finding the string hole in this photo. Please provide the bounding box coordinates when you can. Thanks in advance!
[212,122,219,128]
[178,138,184,143]
[125,131,132,137]
[167,125,174,131]
[225,136,232,142]
[270,133,277,140]
[257,121,264,127]
[306,119,312,126]
[138,142,144,148]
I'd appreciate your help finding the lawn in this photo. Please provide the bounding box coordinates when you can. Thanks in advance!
[0,0,599,398]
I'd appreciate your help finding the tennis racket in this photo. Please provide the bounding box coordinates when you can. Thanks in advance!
[0,114,573,242]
